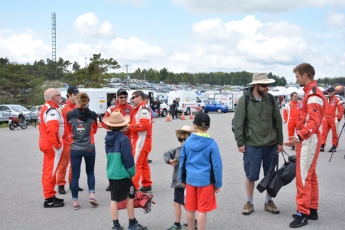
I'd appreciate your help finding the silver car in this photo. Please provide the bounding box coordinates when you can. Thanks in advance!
[29,105,43,121]
[0,104,32,122]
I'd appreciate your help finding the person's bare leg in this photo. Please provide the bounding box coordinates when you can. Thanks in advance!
[127,198,135,219]
[174,201,182,223]
[110,201,118,220]
[245,177,254,198]
[186,210,195,230]
[197,212,207,230]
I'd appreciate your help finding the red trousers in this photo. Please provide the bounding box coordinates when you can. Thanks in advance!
[321,118,338,147]
[132,150,152,190]
[295,133,320,215]
[287,119,297,137]
[40,138,61,199]
[56,141,71,186]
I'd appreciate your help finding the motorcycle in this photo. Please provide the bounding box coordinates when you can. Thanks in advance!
[8,113,36,130]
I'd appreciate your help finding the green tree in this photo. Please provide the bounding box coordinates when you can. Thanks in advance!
[72,53,120,87]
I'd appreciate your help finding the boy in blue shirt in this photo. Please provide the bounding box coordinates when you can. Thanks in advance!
[103,111,147,230]
[179,112,223,230]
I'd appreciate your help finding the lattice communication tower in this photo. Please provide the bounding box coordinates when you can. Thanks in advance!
[51,12,56,62]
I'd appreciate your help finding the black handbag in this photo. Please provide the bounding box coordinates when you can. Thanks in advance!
[256,153,278,193]
[267,151,296,197]
[278,151,296,186]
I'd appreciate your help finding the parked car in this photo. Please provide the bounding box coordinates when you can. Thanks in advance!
[29,105,43,121]
[204,100,229,113]
[0,104,32,122]
[281,99,291,108]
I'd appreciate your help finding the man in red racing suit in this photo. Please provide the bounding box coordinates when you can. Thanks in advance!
[320,87,344,152]
[283,92,300,150]
[127,91,152,192]
[39,88,65,208]
[284,63,326,228]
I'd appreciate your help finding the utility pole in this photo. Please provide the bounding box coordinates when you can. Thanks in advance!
[125,64,129,90]
[85,57,87,67]
[51,13,56,62]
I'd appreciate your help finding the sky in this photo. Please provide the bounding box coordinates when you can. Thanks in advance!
[0,0,345,83]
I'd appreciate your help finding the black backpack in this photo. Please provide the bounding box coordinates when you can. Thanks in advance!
[232,93,275,132]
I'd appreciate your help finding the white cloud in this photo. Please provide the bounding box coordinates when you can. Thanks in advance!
[172,0,345,14]
[73,12,115,38]
[0,30,50,62]
[325,10,345,27]
[108,0,148,7]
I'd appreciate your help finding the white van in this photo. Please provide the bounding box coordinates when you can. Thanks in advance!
[167,90,205,115]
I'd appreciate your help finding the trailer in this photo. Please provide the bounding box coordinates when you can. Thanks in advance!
[167,90,205,115]
[58,88,119,121]
[214,92,243,112]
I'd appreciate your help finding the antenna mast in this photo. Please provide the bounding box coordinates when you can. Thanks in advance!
[51,12,56,62]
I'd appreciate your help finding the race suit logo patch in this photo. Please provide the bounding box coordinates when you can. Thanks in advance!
[125,108,130,115]
[76,123,86,134]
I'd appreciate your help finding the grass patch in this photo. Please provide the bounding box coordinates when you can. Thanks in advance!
[0,123,9,128]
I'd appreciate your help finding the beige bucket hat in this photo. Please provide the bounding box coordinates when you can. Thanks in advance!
[248,73,275,85]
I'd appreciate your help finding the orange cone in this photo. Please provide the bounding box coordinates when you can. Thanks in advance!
[166,112,171,122]
[189,111,194,119]
[181,111,186,120]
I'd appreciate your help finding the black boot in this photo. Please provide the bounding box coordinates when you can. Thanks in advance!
[292,208,318,220]
[43,196,64,208]
[320,144,325,152]
[69,184,83,191]
[289,212,308,228]
[328,145,336,152]
[58,185,66,195]
[106,184,110,192]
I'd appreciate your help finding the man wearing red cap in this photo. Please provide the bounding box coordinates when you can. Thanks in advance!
[320,87,344,152]
[39,88,65,207]
[56,86,83,194]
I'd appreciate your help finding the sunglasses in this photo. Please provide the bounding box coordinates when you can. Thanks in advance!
[118,96,128,99]
[131,95,139,100]
[178,138,187,142]
[259,84,269,88]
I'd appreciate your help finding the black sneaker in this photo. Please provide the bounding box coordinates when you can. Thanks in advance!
[289,213,308,228]
[58,185,66,194]
[291,146,295,150]
[320,144,325,152]
[328,145,336,152]
[128,223,148,230]
[44,196,65,208]
[139,186,152,193]
[106,184,110,192]
[148,159,152,163]
[292,209,318,220]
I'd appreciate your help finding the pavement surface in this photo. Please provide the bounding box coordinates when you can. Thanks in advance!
[1,112,345,230]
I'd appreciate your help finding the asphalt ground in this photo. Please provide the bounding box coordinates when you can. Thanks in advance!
[1,111,345,230]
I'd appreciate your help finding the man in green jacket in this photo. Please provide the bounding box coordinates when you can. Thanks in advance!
[234,73,283,216]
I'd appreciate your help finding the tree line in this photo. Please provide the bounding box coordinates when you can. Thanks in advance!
[0,53,290,106]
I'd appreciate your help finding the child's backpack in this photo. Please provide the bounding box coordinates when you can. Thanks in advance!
[117,191,155,214]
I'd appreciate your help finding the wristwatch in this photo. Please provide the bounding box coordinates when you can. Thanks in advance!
[296,136,301,143]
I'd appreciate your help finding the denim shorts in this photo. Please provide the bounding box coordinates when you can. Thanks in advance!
[243,145,277,181]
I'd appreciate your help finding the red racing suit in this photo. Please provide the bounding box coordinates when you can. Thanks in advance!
[321,95,344,147]
[295,80,326,215]
[101,101,133,139]
[128,101,152,190]
[39,101,64,199]
[56,99,76,186]
[283,100,300,137]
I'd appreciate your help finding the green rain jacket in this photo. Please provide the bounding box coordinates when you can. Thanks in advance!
[234,87,283,148]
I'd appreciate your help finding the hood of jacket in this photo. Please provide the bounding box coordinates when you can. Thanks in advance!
[74,107,94,122]
[185,133,214,151]
[105,131,122,146]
